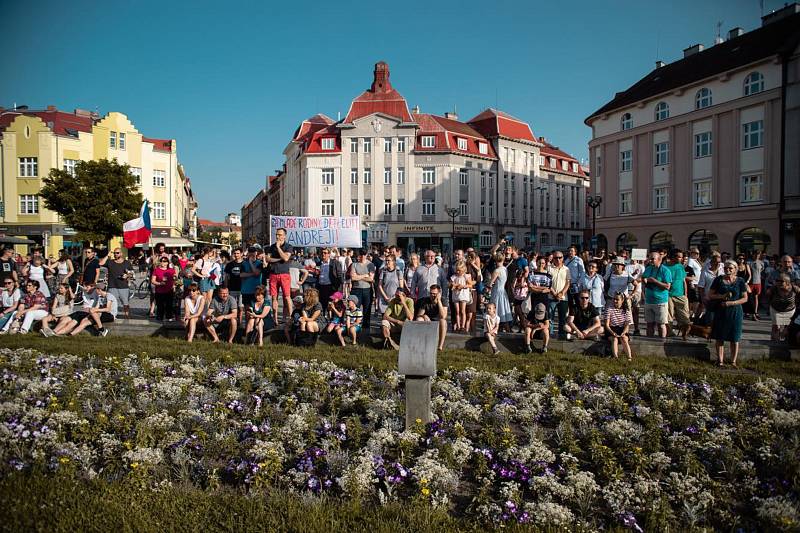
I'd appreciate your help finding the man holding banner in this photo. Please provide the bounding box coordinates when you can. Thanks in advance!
[267,228,294,323]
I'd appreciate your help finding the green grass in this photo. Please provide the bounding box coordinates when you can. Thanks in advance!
[1,335,798,386]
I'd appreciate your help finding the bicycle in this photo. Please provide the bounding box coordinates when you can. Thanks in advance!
[133,277,152,299]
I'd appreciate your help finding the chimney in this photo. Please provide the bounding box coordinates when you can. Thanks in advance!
[411,105,420,114]
[444,111,458,120]
[762,3,800,25]
[539,136,546,144]
[655,60,665,68]
[683,43,704,57]
[47,105,56,111]
[727,27,744,39]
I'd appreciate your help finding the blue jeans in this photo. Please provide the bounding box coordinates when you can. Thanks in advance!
[548,300,569,337]
[351,287,372,330]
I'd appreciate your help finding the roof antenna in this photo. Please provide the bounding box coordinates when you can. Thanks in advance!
[655,28,660,63]
[759,0,764,16]
[715,20,724,44]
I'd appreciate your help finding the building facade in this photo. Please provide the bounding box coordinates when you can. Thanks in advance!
[241,187,267,244]
[0,106,197,254]
[585,5,800,255]
[274,61,588,252]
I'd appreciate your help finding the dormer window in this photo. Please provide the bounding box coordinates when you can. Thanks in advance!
[549,157,556,168]
[457,138,467,151]
[478,142,488,155]
[421,136,435,148]
[321,137,335,150]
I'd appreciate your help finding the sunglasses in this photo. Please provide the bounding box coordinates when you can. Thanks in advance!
[4,282,14,285]
[579,296,589,300]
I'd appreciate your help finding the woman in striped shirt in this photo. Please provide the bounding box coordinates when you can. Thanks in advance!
[603,292,633,360]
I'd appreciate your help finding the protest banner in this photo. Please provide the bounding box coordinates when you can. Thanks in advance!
[270,216,362,248]
[631,248,648,261]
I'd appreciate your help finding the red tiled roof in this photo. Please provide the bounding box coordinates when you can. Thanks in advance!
[292,114,334,141]
[0,109,94,137]
[467,108,538,143]
[343,62,413,123]
[413,113,497,159]
[539,139,587,178]
[302,124,341,154]
[142,136,172,152]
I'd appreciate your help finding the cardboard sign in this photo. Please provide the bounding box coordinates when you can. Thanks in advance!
[631,248,648,261]
[270,216,361,248]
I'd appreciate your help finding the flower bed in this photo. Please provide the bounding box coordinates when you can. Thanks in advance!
[1,347,798,530]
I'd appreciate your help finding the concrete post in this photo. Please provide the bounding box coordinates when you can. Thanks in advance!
[398,321,439,430]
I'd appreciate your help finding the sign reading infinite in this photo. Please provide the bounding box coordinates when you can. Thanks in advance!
[270,216,362,247]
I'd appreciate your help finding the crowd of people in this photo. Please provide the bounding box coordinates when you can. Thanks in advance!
[2,236,799,365]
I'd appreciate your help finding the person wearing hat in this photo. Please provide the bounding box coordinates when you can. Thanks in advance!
[524,302,550,354]
[604,257,638,324]
[381,287,414,350]
[335,294,363,346]
[324,291,346,334]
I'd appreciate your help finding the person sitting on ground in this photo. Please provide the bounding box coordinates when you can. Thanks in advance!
[68,285,117,337]
[767,273,798,342]
[564,289,603,340]
[324,291,345,334]
[40,283,74,336]
[2,279,48,335]
[484,302,501,355]
[414,284,448,351]
[336,295,362,347]
[523,302,550,354]
[183,282,206,343]
[297,288,325,336]
[52,281,96,336]
[604,292,633,360]
[0,277,21,332]
[381,287,414,350]
[204,286,239,344]
[245,286,272,347]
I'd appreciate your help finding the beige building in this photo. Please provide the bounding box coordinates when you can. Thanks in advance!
[585,5,800,255]
[0,106,197,253]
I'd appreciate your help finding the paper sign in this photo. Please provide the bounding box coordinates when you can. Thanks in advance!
[631,248,647,261]
[270,216,362,248]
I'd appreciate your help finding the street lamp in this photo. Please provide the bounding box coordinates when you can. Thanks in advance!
[445,206,459,256]
[586,195,603,253]
[532,185,546,251]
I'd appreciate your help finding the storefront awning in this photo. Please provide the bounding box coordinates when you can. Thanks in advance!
[0,236,36,245]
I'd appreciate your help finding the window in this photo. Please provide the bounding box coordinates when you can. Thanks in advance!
[153,170,166,187]
[422,167,435,185]
[63,159,78,176]
[350,169,358,184]
[459,202,467,217]
[130,167,142,185]
[109,131,117,149]
[363,169,371,184]
[481,202,485,217]
[384,168,391,184]
[457,138,467,151]
[19,195,38,214]
[743,120,763,149]
[620,150,632,172]
[744,72,764,96]
[363,200,371,216]
[549,157,556,168]
[152,202,166,219]
[321,168,334,185]
[619,191,632,214]
[321,137,335,150]
[321,200,335,216]
[459,169,468,186]
[478,142,488,155]
[350,138,358,153]
[654,142,670,165]
[422,200,435,216]
[572,162,578,173]
[397,138,405,152]
[363,138,371,153]
[384,200,392,215]
[694,132,712,158]
[653,186,668,211]
[18,157,37,177]
[655,102,669,121]
[384,138,392,152]
[397,168,405,184]
[119,132,126,150]
[561,160,568,171]
[621,112,632,130]
[742,175,763,203]
[421,136,435,148]
[695,88,712,109]
[693,180,712,207]
[350,200,358,216]
[397,199,405,215]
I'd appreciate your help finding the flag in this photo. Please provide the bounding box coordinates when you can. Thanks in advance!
[123,200,152,248]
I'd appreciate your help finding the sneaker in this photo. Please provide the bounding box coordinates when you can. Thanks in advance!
[524,344,533,354]
[565,333,573,341]
[41,326,55,337]
[492,347,500,355]
[99,328,109,337]
[541,346,548,354]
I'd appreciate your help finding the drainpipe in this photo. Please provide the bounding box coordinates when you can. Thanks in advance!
[779,54,788,254]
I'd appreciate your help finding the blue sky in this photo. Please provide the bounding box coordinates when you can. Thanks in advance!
[1,0,775,220]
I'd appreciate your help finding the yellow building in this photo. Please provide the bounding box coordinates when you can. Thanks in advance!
[0,106,197,256]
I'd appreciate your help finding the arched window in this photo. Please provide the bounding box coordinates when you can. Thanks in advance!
[744,72,764,96]
[695,88,712,109]
[735,227,771,255]
[688,229,719,257]
[621,112,633,131]
[595,234,608,252]
[654,102,669,121]
[649,231,674,252]
[616,232,638,251]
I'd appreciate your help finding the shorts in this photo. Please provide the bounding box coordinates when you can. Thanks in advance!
[97,312,115,324]
[70,311,90,322]
[668,295,691,326]
[270,273,291,300]
[644,303,669,325]
[199,278,215,293]
[381,319,402,332]
[109,288,130,307]
[209,318,234,331]
[750,284,761,296]
[605,324,628,338]
[339,323,361,333]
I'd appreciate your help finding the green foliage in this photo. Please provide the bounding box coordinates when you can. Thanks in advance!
[39,159,143,244]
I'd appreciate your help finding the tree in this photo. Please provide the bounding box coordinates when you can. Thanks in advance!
[40,159,143,244]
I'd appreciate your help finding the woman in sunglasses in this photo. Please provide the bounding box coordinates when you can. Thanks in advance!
[708,260,750,367]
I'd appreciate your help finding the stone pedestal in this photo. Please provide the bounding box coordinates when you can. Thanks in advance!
[398,320,438,430]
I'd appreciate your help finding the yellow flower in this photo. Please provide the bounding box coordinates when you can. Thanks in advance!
[130,462,139,469]
[415,418,422,425]
[421,488,430,496]
[59,457,70,464]
[420,478,429,485]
